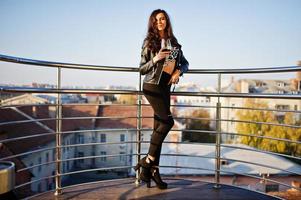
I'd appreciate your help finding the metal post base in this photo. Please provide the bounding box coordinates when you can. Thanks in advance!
[54,188,62,196]
[135,178,141,186]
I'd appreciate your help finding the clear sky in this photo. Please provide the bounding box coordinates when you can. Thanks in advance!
[0,0,300,88]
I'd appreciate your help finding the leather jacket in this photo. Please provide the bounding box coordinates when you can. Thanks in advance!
[139,40,189,85]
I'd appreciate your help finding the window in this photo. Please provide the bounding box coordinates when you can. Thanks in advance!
[120,134,125,142]
[48,183,52,190]
[78,152,84,163]
[38,157,42,172]
[30,163,34,173]
[275,105,290,110]
[119,152,126,162]
[32,106,37,117]
[52,149,56,161]
[77,135,84,144]
[294,105,298,111]
[100,134,106,143]
[278,90,284,94]
[46,152,49,163]
[100,151,106,162]
[231,117,235,125]
[220,159,229,166]
[38,183,42,192]
[277,82,285,87]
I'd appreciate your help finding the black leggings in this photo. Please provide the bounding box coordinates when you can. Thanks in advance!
[142,72,174,166]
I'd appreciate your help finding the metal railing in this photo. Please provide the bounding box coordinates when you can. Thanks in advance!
[0,54,301,199]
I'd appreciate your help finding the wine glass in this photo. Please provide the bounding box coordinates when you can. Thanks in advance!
[161,39,172,51]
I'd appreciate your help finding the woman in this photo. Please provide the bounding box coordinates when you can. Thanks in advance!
[135,9,189,189]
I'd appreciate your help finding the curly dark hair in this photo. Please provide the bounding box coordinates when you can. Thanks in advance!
[145,9,181,53]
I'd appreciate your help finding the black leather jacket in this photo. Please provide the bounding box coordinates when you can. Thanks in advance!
[139,40,189,84]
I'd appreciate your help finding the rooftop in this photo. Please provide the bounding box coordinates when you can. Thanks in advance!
[30,177,280,200]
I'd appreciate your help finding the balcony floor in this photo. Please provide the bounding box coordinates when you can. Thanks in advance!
[32,177,279,200]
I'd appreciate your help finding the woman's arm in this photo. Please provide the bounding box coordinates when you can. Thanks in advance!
[178,52,189,76]
[139,41,156,75]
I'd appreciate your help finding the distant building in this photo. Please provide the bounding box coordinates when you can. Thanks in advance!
[221,72,301,142]
[0,93,184,195]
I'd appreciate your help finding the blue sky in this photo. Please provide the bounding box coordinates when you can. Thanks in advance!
[0,0,300,88]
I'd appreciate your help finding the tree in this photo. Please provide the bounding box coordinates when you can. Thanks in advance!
[236,99,271,147]
[236,99,301,158]
[117,94,137,105]
[182,109,215,143]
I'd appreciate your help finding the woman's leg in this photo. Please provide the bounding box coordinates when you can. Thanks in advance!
[143,83,174,164]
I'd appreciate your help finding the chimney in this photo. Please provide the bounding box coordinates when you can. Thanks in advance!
[241,80,249,93]
[297,61,301,91]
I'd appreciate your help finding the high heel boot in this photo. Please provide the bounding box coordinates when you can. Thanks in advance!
[134,156,154,187]
[150,167,167,189]
[134,156,155,170]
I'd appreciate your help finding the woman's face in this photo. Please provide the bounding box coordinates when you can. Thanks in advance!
[155,12,167,31]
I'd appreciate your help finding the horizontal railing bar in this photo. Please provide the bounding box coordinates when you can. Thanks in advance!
[0,54,138,71]
[0,128,138,144]
[161,165,300,191]
[0,146,56,161]
[2,134,299,162]
[25,189,56,200]
[1,87,300,99]
[223,118,301,129]
[1,54,300,74]
[15,165,300,193]
[0,116,138,126]
[2,122,298,148]
[17,160,56,173]
[61,165,133,176]
[0,103,138,109]
[221,105,301,114]
[0,87,139,95]
[0,132,55,143]
[14,174,56,189]
[221,131,301,145]
[2,114,300,130]
[157,141,301,161]
[220,157,301,175]
[60,153,136,163]
[57,177,282,200]
[59,140,301,162]
[0,102,217,110]
[220,144,301,161]
[60,141,138,149]
[216,170,300,192]
[187,66,301,74]
[17,153,213,174]
[0,102,218,109]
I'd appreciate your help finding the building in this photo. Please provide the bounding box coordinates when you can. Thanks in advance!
[220,72,301,142]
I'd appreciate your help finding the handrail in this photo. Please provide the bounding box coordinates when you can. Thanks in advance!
[1,87,301,99]
[0,54,138,71]
[1,54,300,199]
[1,54,300,73]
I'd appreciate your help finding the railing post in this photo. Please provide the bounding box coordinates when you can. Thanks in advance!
[54,66,62,195]
[214,73,222,189]
[135,73,142,185]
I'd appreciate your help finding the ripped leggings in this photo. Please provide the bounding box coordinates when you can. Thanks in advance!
[142,72,174,166]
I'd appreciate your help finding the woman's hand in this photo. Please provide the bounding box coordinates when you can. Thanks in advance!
[168,70,181,85]
[153,49,170,63]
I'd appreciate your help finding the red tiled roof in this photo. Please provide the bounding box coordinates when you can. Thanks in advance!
[95,105,154,128]
[0,104,177,155]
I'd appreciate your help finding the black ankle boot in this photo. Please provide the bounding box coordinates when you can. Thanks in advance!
[150,167,168,189]
[139,167,151,187]
[134,156,154,171]
[134,156,154,188]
